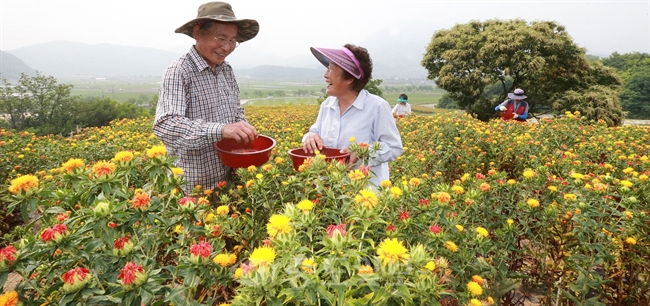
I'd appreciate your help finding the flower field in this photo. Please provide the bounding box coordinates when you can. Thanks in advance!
[1,105,649,306]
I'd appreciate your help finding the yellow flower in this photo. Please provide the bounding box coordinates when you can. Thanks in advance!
[217,303,230,306]
[455,225,464,232]
[409,178,421,186]
[625,237,637,245]
[622,167,634,174]
[234,267,243,279]
[625,211,634,219]
[470,299,482,306]
[507,219,514,225]
[213,253,237,267]
[8,174,39,195]
[476,227,488,238]
[527,199,540,208]
[451,185,464,194]
[266,214,292,238]
[113,151,134,162]
[467,281,483,296]
[620,180,633,187]
[380,180,392,188]
[0,291,19,306]
[390,187,402,198]
[564,194,577,201]
[348,169,366,180]
[376,238,410,265]
[547,185,558,192]
[62,158,85,173]
[248,246,276,266]
[262,164,273,171]
[507,179,516,185]
[487,296,495,305]
[639,174,648,181]
[146,145,167,158]
[301,257,317,274]
[216,205,230,215]
[349,136,356,143]
[296,199,314,212]
[571,172,584,180]
[358,265,374,274]
[444,241,458,252]
[472,275,485,285]
[255,173,263,179]
[171,167,183,176]
[355,189,378,208]
[425,261,436,271]
[205,213,215,223]
[247,165,257,172]
[523,169,535,178]
[274,157,285,164]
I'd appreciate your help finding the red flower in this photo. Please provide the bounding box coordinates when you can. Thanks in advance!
[62,267,90,285]
[131,192,150,210]
[56,213,69,223]
[0,245,17,262]
[108,222,119,228]
[114,237,130,250]
[189,241,212,258]
[216,181,227,188]
[41,228,56,242]
[386,224,396,232]
[358,165,370,176]
[179,196,197,206]
[419,199,430,206]
[429,225,442,234]
[475,173,486,180]
[326,224,347,238]
[118,261,144,285]
[53,224,67,234]
[399,211,410,221]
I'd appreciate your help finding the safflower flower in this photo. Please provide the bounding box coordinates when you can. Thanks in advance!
[523,169,535,178]
[444,241,458,252]
[171,167,183,176]
[118,261,147,289]
[358,265,374,274]
[639,174,648,181]
[189,241,213,264]
[131,192,150,211]
[467,281,483,296]
[620,180,633,187]
[390,187,402,197]
[479,183,490,192]
[380,180,392,188]
[434,192,451,203]
[8,175,39,195]
[296,199,314,212]
[409,178,421,186]
[91,161,116,178]
[213,253,237,267]
[425,261,436,271]
[0,245,17,271]
[62,267,92,293]
[348,169,366,180]
[216,205,230,215]
[112,151,134,163]
[41,224,67,243]
[455,225,464,232]
[470,299,482,306]
[266,214,292,238]
[113,236,134,257]
[146,145,166,158]
[61,158,84,173]
[376,238,410,265]
[527,199,540,208]
[355,189,378,208]
[451,185,464,194]
[564,194,577,201]
[301,257,317,274]
[326,224,347,238]
[0,291,19,306]
[476,227,489,238]
[625,237,637,245]
[248,246,276,266]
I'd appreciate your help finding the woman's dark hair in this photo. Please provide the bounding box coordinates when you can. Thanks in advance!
[399,93,408,100]
[340,44,372,93]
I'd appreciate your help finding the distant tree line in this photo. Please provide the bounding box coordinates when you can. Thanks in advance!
[601,52,650,119]
[0,72,152,136]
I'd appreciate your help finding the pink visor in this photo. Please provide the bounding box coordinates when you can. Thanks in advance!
[310,47,365,79]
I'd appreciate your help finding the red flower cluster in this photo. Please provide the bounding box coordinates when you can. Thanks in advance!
[399,211,410,221]
[179,196,197,206]
[41,224,67,243]
[429,224,442,234]
[62,267,90,285]
[0,245,17,263]
[190,241,212,258]
[114,237,130,250]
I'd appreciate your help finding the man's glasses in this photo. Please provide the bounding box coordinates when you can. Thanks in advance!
[212,34,240,49]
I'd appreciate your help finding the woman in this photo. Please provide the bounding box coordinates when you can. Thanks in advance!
[495,88,529,122]
[302,44,404,187]
[392,93,412,117]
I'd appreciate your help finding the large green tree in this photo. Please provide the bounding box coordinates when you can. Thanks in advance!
[602,52,650,119]
[422,19,622,125]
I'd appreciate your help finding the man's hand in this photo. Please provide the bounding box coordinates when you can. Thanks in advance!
[223,122,258,144]
[512,113,519,119]
[303,133,324,153]
[499,106,507,111]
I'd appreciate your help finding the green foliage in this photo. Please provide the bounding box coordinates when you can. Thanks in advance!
[364,78,383,98]
[437,94,459,109]
[601,52,650,119]
[421,19,623,125]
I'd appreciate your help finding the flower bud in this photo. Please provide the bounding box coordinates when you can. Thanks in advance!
[61,267,92,293]
[93,201,111,217]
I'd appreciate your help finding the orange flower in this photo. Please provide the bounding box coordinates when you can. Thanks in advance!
[0,290,18,306]
[8,174,39,195]
[131,192,150,210]
[91,161,116,178]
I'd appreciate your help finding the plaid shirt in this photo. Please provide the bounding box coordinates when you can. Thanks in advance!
[153,46,245,192]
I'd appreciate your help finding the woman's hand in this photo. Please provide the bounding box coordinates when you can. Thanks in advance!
[303,133,324,153]
[340,147,359,167]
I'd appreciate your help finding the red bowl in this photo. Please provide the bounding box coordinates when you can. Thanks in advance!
[287,148,350,171]
[214,135,276,168]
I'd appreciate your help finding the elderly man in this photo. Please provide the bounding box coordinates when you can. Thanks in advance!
[153,1,259,193]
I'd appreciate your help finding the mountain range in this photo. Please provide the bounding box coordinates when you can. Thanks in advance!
[1,23,437,81]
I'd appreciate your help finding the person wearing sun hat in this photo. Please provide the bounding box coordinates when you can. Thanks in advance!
[153,1,260,193]
[392,93,412,117]
[302,44,404,187]
[495,88,530,122]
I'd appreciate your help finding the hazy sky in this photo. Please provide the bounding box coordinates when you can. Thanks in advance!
[1,0,649,58]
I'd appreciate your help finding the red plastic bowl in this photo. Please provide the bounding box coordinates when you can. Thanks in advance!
[287,148,350,171]
[214,135,276,168]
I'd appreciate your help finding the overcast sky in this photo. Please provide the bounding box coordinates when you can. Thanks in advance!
[1,0,648,58]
